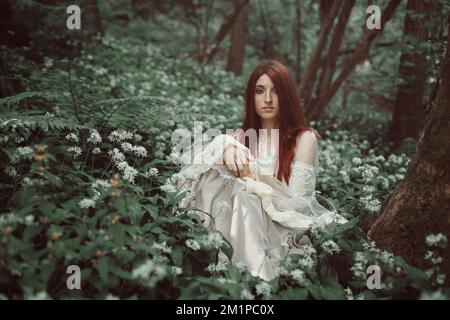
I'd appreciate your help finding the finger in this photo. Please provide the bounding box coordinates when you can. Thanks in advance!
[230,163,239,177]
[243,163,250,177]
[236,162,244,176]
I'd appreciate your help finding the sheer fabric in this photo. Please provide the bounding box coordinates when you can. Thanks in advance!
[174,131,346,281]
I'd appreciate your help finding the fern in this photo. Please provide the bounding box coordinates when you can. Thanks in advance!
[0,91,47,109]
[0,111,89,132]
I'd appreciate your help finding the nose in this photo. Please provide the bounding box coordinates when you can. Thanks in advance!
[264,90,272,103]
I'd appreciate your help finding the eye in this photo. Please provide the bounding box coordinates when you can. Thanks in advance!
[255,87,265,94]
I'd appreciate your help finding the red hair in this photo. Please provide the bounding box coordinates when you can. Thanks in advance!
[241,60,310,184]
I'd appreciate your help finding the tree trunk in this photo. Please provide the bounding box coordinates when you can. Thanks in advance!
[313,0,355,117]
[203,0,250,64]
[388,0,433,148]
[369,18,450,273]
[305,0,401,121]
[84,0,103,36]
[226,0,249,76]
[298,1,342,108]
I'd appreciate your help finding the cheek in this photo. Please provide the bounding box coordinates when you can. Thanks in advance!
[254,95,264,108]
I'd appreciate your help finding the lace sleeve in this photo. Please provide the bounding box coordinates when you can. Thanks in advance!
[288,131,318,197]
[288,161,317,197]
[175,133,251,206]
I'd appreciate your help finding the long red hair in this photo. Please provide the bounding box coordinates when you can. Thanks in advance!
[241,60,310,184]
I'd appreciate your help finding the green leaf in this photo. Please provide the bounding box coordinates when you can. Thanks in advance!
[38,201,56,215]
[109,223,125,246]
[171,247,183,266]
[97,257,109,284]
[44,171,63,188]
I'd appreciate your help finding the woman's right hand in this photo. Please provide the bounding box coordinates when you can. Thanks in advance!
[222,144,254,178]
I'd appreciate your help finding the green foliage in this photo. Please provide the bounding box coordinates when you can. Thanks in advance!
[1,26,448,300]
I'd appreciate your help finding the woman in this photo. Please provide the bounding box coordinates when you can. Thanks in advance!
[175,60,346,281]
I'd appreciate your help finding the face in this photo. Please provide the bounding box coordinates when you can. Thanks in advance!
[254,74,280,126]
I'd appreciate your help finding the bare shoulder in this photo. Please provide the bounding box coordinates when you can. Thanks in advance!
[294,130,317,164]
[296,130,317,149]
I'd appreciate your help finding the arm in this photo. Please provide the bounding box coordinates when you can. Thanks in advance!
[288,130,318,197]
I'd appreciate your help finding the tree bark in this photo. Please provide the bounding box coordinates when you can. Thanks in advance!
[369,18,450,273]
[203,0,250,64]
[226,0,249,75]
[388,0,433,148]
[313,0,355,116]
[298,0,342,108]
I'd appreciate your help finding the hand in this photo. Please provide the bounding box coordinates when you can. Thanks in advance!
[222,144,254,178]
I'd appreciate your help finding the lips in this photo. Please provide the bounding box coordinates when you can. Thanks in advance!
[263,107,274,112]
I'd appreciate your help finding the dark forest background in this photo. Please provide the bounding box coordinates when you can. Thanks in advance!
[0,0,449,299]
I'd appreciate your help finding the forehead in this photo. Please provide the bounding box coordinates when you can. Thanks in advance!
[255,74,274,87]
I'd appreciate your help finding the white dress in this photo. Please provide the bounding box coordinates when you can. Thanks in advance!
[174,131,346,281]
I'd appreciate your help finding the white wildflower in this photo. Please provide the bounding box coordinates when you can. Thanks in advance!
[120,142,133,152]
[359,164,379,180]
[201,231,224,249]
[426,233,447,248]
[132,259,154,279]
[15,136,25,144]
[21,177,34,187]
[206,260,228,272]
[290,269,306,285]
[298,255,316,270]
[352,157,362,166]
[380,251,394,266]
[4,166,17,177]
[361,240,376,252]
[360,195,381,213]
[144,168,159,178]
[121,164,138,184]
[67,146,82,158]
[108,148,125,163]
[340,170,350,184]
[108,130,133,143]
[24,215,35,225]
[321,240,341,255]
[65,133,79,143]
[13,146,34,163]
[436,274,446,285]
[161,183,177,193]
[171,266,182,276]
[92,147,101,155]
[186,239,201,251]
[362,185,375,193]
[132,145,147,158]
[92,179,110,189]
[344,287,354,300]
[87,129,102,144]
[255,282,272,298]
[79,198,95,209]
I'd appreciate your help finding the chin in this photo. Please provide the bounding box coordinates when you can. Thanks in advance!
[257,113,278,121]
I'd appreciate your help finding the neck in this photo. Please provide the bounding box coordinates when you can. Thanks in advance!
[261,119,278,133]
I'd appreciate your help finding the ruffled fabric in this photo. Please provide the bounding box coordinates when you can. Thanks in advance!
[176,133,346,231]
[174,133,347,280]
